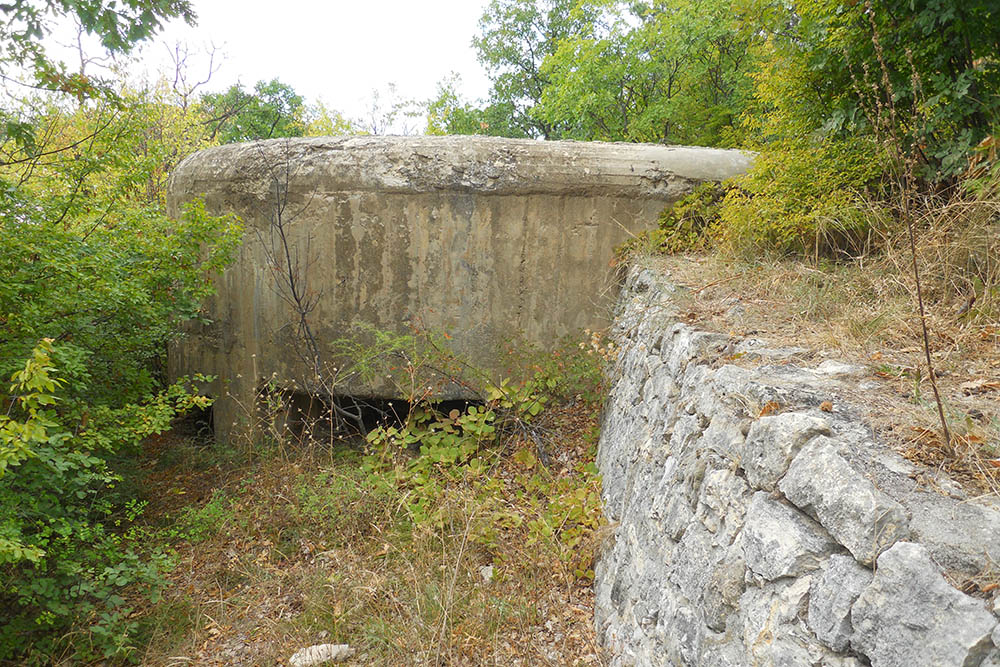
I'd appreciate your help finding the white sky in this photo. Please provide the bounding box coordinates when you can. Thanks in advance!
[52,0,494,121]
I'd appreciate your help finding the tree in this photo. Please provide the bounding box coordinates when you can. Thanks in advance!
[469,0,772,145]
[788,0,1000,178]
[201,78,306,143]
[424,73,528,137]
[304,100,363,136]
[536,0,763,146]
[473,0,593,138]
[0,0,194,67]
[1,1,195,152]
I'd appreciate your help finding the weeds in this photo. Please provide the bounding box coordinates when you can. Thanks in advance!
[119,331,609,666]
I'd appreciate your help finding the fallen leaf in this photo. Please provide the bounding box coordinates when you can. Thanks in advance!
[758,401,781,417]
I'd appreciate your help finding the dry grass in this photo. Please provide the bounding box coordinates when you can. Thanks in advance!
[651,207,1000,494]
[127,397,607,666]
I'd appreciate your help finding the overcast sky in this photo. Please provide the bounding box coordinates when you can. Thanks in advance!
[54,0,494,120]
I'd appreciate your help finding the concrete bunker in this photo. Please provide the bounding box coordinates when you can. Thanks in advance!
[166,135,750,441]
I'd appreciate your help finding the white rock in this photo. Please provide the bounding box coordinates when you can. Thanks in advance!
[808,554,872,651]
[779,437,908,565]
[740,578,815,665]
[742,492,838,581]
[815,360,866,377]
[742,413,831,490]
[289,644,355,666]
[982,649,1000,667]
[850,542,996,667]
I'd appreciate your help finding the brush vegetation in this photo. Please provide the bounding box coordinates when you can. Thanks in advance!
[2,0,999,663]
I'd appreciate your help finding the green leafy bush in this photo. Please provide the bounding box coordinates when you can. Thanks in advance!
[715,138,886,258]
[362,364,603,581]
[618,182,727,257]
[0,341,212,663]
[657,183,726,253]
[364,403,499,526]
[0,193,241,402]
[619,138,885,260]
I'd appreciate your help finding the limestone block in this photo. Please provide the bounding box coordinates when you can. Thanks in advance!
[667,522,720,603]
[641,365,677,428]
[695,465,750,540]
[807,554,872,651]
[698,639,750,667]
[671,604,708,665]
[739,577,864,666]
[700,413,748,463]
[741,492,838,581]
[982,650,1000,667]
[779,437,908,565]
[814,359,866,377]
[850,542,996,667]
[651,488,693,542]
[742,413,832,490]
[907,492,1000,574]
[703,541,747,632]
[667,413,704,460]
[740,577,815,666]
[733,337,809,362]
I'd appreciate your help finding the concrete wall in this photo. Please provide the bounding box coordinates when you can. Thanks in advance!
[596,264,1000,666]
[166,136,749,440]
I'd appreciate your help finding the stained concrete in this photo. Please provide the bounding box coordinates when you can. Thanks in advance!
[166,135,750,440]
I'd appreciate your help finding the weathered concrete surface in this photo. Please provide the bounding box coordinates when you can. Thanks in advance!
[594,263,1000,666]
[166,135,750,439]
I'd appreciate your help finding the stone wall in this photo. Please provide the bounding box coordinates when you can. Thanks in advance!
[166,136,749,441]
[595,264,1000,666]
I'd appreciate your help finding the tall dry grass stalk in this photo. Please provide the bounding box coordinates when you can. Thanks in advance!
[863,0,953,452]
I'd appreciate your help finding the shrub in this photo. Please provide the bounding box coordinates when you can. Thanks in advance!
[0,341,213,663]
[714,137,886,258]
[621,137,885,260]
[361,357,604,582]
[624,182,728,256]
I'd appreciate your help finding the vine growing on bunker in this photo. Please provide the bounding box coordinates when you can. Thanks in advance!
[252,140,365,432]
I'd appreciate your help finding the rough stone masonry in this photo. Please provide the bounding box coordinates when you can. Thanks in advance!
[166,135,749,441]
[596,263,1000,667]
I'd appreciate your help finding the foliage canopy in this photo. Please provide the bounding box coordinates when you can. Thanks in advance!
[464,0,1000,255]
[0,2,249,661]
